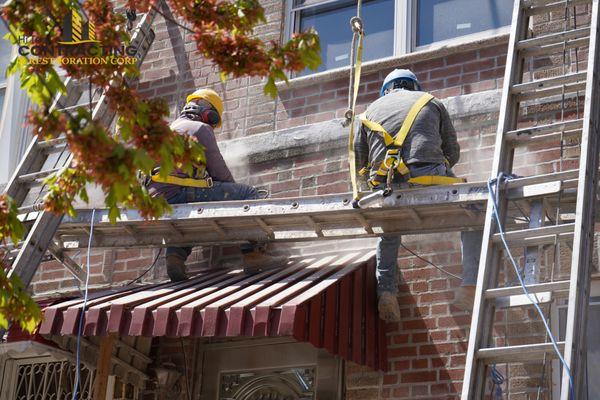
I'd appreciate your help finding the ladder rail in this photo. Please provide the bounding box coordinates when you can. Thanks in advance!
[463,0,599,398]
[6,8,158,286]
[560,0,600,397]
[3,77,82,204]
[462,0,528,396]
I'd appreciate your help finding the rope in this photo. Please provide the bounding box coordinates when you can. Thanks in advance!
[346,0,364,201]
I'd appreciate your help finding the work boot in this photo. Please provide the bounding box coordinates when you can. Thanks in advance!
[378,291,401,322]
[242,249,288,274]
[166,254,188,282]
[453,285,476,311]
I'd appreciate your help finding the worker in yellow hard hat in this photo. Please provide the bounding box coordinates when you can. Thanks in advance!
[147,88,286,282]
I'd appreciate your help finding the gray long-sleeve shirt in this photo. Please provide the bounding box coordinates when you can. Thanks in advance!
[148,118,234,199]
[354,89,460,183]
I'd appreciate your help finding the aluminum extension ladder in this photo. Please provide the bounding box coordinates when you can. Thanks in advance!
[2,8,157,287]
[462,0,600,399]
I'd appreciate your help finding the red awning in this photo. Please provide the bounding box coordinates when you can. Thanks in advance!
[40,250,387,371]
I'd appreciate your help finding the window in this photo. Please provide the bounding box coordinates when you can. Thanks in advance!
[292,0,396,74]
[416,0,513,47]
[288,0,513,74]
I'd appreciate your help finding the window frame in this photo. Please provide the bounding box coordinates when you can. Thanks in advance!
[285,0,511,74]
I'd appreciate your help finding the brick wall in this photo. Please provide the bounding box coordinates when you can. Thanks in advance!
[27,1,596,399]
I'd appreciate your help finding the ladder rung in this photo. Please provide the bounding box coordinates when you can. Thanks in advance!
[477,342,565,364]
[511,72,587,95]
[506,180,562,199]
[58,101,99,113]
[485,280,570,299]
[510,128,581,146]
[37,137,67,149]
[523,35,589,59]
[517,27,590,51]
[502,170,579,189]
[493,223,574,244]
[524,0,591,15]
[522,36,589,58]
[17,203,45,214]
[516,81,586,102]
[495,292,552,308]
[16,168,61,184]
[505,119,583,142]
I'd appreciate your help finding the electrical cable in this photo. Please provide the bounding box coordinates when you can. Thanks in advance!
[488,173,575,400]
[399,243,462,281]
[72,208,95,400]
[126,248,163,285]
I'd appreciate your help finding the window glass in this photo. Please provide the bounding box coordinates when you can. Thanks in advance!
[559,299,600,399]
[416,0,512,47]
[297,0,394,74]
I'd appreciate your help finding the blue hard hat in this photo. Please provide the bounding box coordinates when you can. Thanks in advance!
[380,69,421,96]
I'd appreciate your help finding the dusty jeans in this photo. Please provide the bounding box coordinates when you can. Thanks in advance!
[375,163,483,295]
[165,182,259,260]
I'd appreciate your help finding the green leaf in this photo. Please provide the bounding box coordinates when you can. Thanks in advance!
[133,150,155,173]
[263,76,277,98]
[220,71,228,82]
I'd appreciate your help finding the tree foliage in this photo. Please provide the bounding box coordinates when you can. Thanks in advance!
[0,0,320,332]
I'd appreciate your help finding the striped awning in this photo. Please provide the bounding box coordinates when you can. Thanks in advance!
[40,250,387,371]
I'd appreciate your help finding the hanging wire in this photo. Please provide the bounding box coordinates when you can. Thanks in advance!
[126,248,163,285]
[399,243,462,281]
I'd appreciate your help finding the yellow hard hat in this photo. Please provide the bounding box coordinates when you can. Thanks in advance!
[186,88,224,128]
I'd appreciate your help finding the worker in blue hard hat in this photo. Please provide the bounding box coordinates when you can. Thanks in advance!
[353,68,482,321]
[379,68,422,96]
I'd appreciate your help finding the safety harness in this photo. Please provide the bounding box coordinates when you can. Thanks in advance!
[358,93,465,190]
[149,164,213,188]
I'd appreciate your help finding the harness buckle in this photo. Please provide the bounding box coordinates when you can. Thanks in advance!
[384,149,401,169]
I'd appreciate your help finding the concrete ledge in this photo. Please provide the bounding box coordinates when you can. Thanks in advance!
[220,89,502,166]
[276,34,509,91]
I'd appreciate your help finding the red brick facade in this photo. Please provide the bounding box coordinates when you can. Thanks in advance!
[27,1,596,399]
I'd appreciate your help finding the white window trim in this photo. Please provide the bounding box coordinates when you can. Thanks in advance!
[285,0,511,74]
[550,280,600,399]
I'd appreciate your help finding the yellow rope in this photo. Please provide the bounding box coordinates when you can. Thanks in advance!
[348,30,364,200]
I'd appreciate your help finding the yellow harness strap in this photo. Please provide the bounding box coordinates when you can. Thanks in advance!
[393,93,434,147]
[358,116,394,146]
[361,93,466,187]
[407,175,465,185]
[150,164,213,188]
[150,175,213,188]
